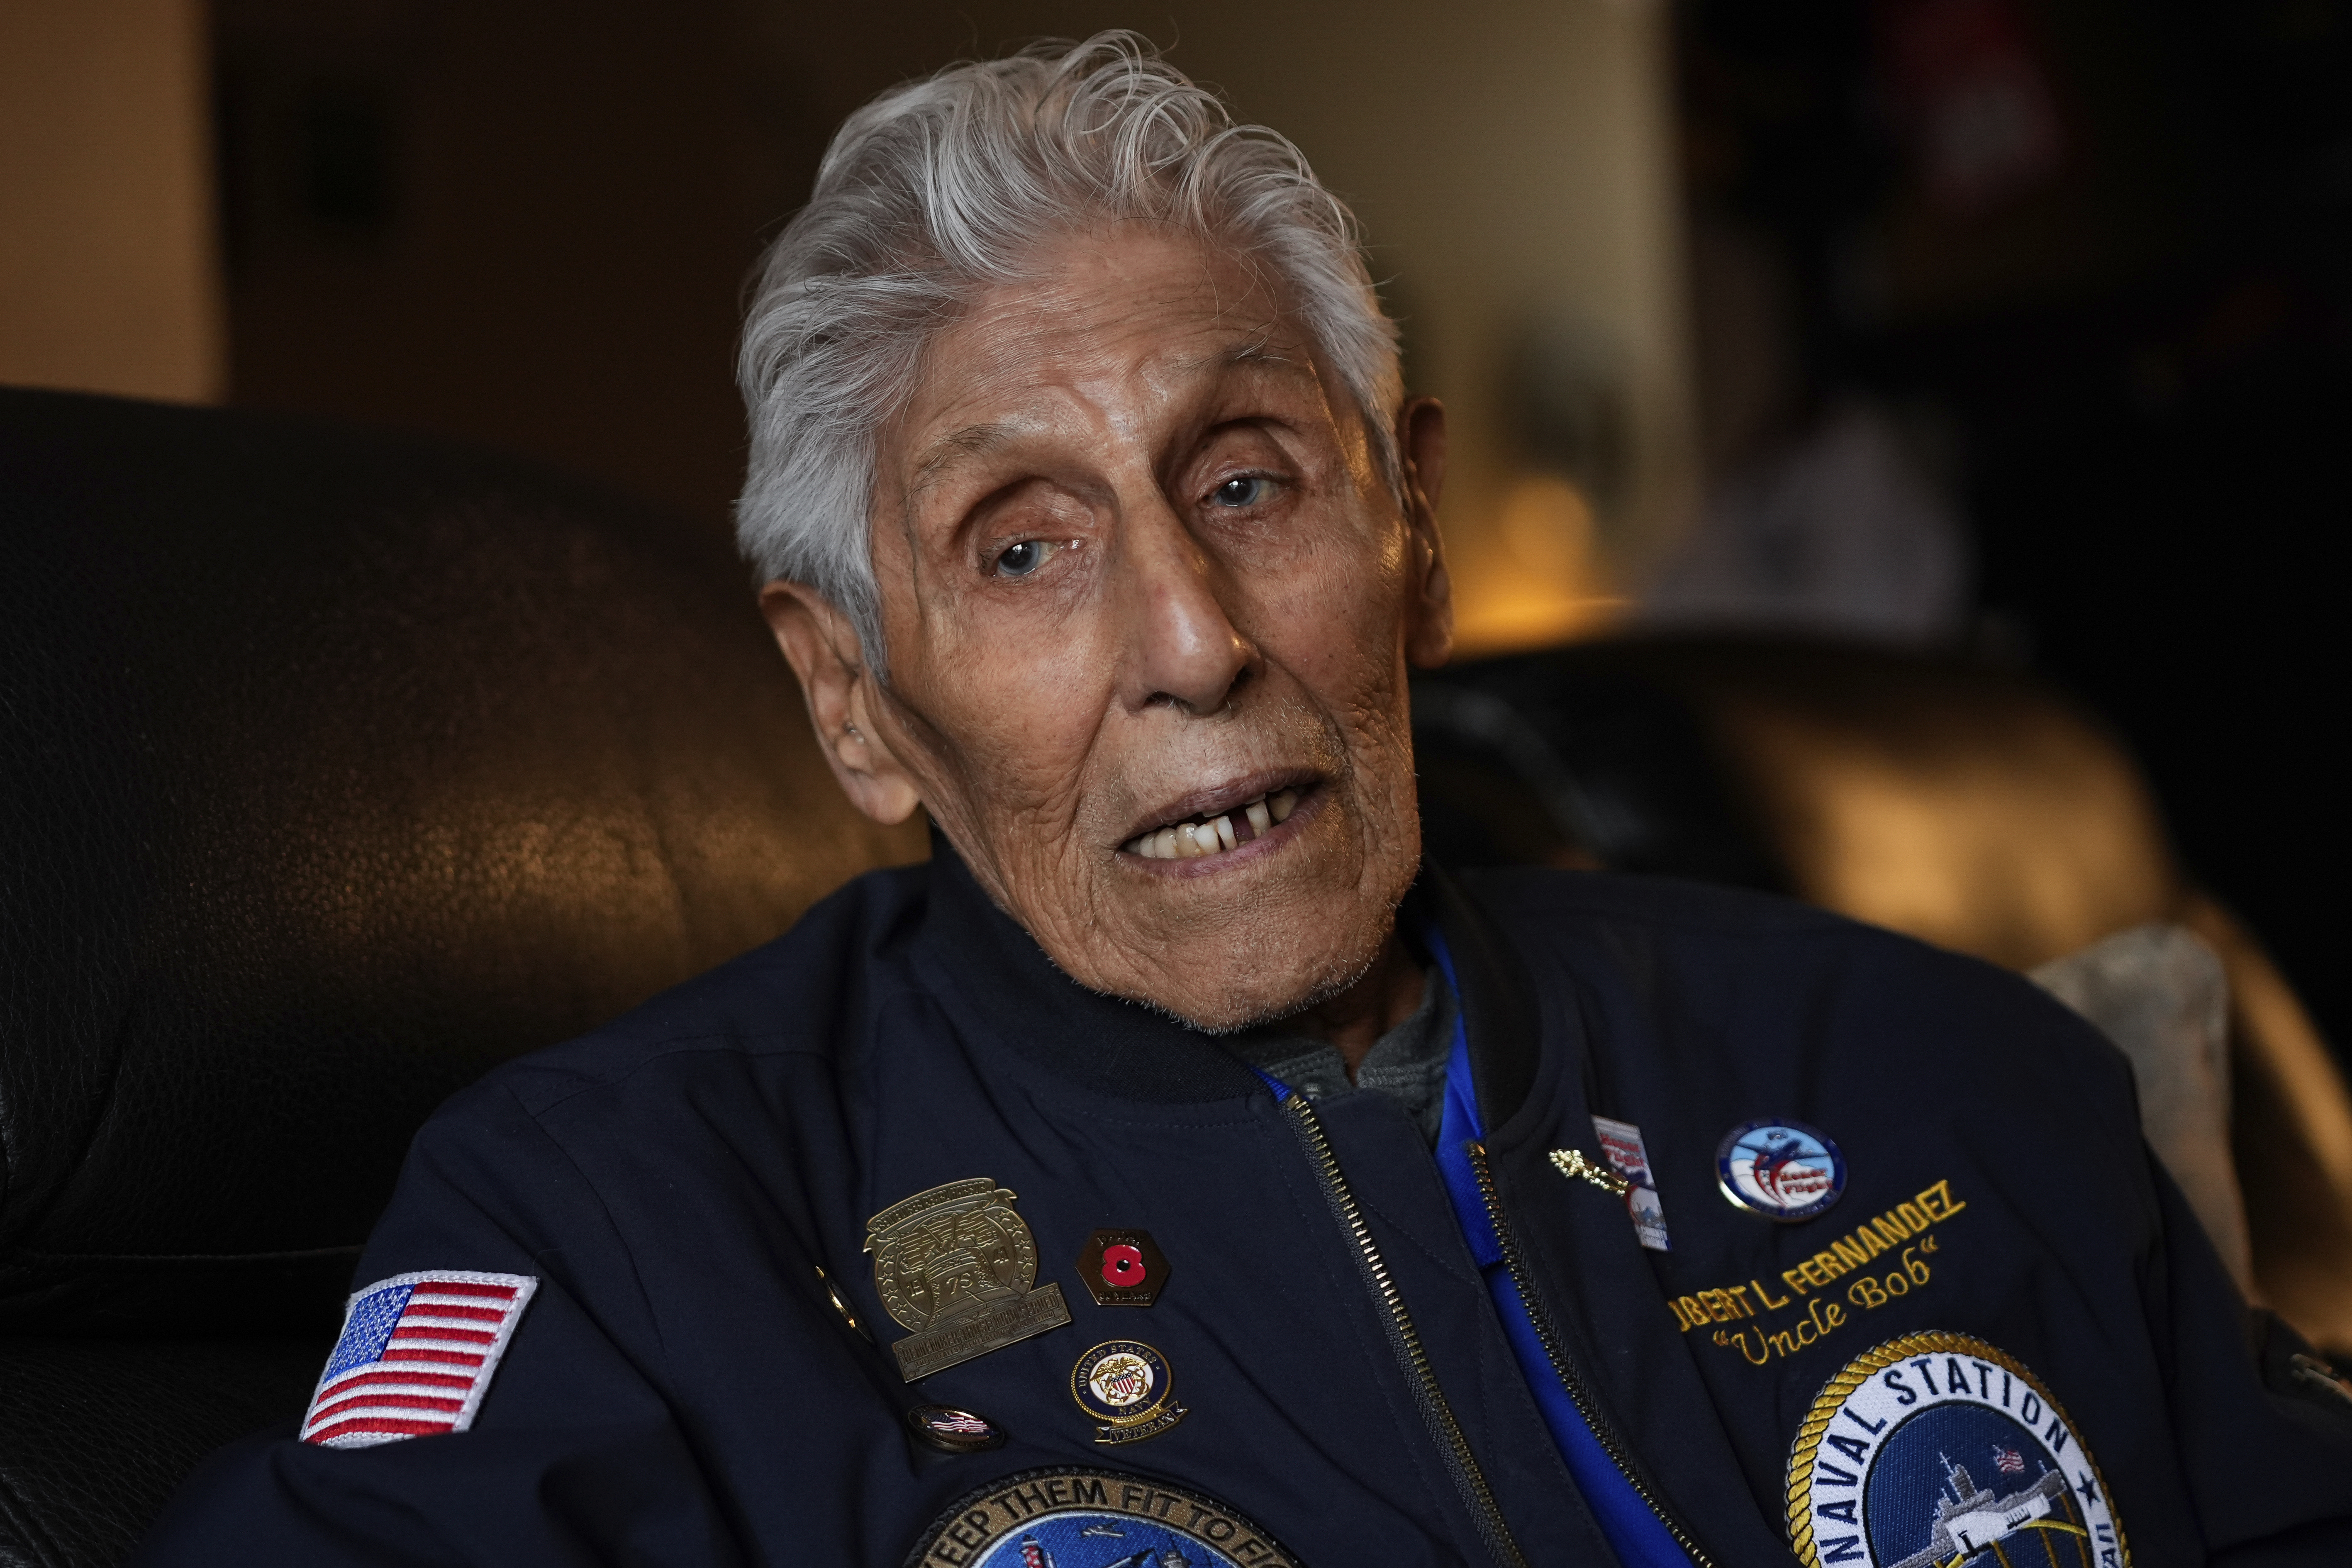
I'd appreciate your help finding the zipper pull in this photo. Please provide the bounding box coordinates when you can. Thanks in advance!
[1548,1148,1630,1197]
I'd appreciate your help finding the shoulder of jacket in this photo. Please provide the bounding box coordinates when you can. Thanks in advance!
[1456,864,1858,941]
[458,860,933,1120]
[1458,866,2099,1039]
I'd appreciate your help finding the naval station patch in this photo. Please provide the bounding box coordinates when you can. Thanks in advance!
[1787,1331,2127,1568]
[904,1467,1301,1568]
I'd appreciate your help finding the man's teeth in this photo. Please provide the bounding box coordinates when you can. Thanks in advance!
[1125,790,1299,858]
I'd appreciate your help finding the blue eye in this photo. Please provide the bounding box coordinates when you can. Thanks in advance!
[994,540,1050,576]
[1211,476,1271,508]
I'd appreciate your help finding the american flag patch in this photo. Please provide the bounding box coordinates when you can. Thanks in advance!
[300,1270,537,1447]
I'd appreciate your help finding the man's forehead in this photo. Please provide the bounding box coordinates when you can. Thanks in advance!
[896,232,1328,482]
[909,337,1316,484]
[924,290,1315,407]
[957,224,1292,349]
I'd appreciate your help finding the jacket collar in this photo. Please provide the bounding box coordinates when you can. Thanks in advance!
[1419,865,1549,1136]
[908,838,1265,1104]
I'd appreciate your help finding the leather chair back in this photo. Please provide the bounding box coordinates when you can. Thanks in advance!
[0,388,916,1564]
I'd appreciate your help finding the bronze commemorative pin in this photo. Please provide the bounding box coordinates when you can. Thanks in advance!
[864,1178,1072,1382]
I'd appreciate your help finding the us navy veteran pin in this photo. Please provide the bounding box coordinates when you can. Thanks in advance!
[1786,1331,2128,1568]
[1070,1339,1187,1444]
[904,1468,1299,1568]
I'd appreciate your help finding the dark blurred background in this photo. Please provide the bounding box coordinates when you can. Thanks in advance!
[1666,0,2352,1056]
[5,0,2348,1053]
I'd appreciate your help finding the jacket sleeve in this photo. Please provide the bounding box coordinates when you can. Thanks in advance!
[131,1079,748,1568]
[2147,1147,2352,1566]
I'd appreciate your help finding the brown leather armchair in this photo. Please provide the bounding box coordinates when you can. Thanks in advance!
[0,388,922,1567]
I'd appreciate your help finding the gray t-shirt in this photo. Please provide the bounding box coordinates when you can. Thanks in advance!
[1228,966,1456,1144]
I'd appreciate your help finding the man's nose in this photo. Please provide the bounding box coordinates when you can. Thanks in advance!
[1113,500,1257,717]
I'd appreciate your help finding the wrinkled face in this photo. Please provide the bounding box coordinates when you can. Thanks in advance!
[768,222,1450,1029]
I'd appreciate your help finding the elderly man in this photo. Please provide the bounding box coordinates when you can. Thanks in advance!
[141,34,2352,1568]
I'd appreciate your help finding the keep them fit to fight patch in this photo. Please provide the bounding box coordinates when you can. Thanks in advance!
[300,1271,537,1448]
[1787,1330,2127,1568]
[904,1468,1300,1568]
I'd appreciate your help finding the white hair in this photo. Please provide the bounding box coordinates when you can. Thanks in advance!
[734,31,1405,671]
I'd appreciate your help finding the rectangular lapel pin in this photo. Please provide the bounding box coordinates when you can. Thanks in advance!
[1592,1116,1671,1252]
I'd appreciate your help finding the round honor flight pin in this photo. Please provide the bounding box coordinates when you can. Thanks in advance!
[1717,1119,1847,1221]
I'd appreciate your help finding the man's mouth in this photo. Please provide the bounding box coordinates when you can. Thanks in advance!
[1121,788,1302,860]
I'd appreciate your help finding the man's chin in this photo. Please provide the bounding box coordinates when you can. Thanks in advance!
[1001,801,1419,1034]
[1069,912,1394,1036]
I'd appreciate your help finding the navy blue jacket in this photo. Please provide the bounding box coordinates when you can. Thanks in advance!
[136,855,2352,1566]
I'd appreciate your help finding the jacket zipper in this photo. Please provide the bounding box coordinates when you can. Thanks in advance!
[1467,1141,1716,1567]
[1281,1095,1528,1568]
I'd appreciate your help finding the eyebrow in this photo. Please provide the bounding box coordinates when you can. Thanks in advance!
[910,422,1016,495]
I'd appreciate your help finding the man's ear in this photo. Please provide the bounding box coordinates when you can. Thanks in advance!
[758,581,925,826]
[1397,397,1455,669]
